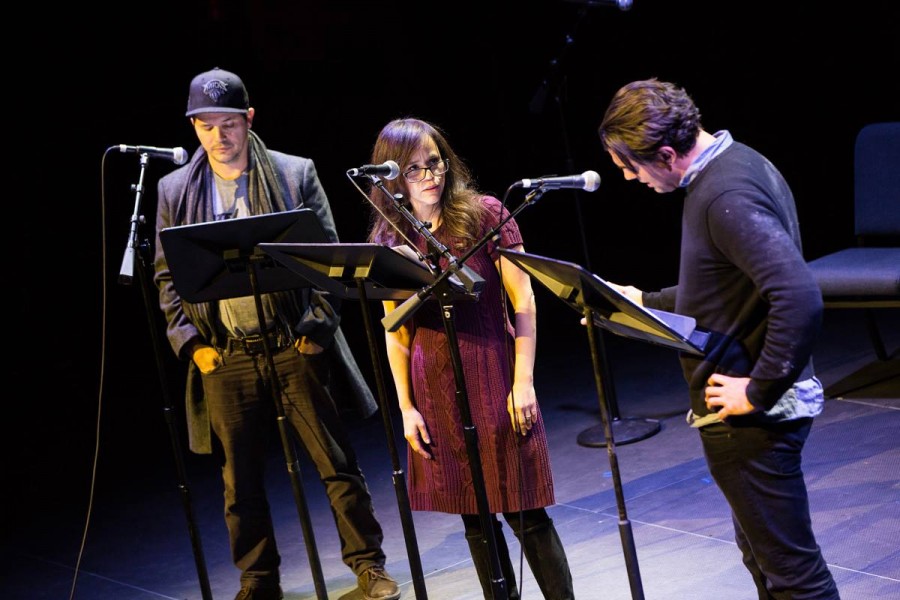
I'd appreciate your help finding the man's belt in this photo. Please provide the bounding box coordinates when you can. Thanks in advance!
[223,332,293,356]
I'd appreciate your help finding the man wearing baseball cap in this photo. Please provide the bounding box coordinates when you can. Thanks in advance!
[153,67,401,600]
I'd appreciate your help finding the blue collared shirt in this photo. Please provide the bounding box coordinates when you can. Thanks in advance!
[679,130,734,188]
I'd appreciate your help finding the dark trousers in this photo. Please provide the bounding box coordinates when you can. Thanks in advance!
[700,418,840,600]
[203,347,385,588]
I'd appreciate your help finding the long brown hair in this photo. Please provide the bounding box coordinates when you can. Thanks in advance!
[366,118,486,249]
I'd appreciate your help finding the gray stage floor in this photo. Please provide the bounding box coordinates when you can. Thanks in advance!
[4,308,898,600]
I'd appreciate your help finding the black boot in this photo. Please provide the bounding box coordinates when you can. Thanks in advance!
[465,521,520,600]
[512,518,575,600]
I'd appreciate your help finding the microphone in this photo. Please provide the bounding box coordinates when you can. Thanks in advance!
[348,160,401,180]
[566,0,633,10]
[118,145,189,165]
[517,171,601,192]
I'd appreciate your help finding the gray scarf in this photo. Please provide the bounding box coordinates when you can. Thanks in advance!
[174,129,288,226]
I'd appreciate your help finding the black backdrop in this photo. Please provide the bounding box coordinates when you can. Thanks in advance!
[11,0,899,515]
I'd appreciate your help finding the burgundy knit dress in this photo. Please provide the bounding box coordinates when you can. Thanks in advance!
[403,196,555,514]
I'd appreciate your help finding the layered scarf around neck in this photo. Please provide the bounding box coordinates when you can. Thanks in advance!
[174,129,289,227]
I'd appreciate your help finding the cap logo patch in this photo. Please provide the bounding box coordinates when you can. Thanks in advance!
[202,79,229,102]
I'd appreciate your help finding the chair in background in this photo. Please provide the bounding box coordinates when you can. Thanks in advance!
[806,122,900,391]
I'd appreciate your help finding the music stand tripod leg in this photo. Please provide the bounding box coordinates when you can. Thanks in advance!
[356,278,429,599]
[584,306,645,600]
[441,301,508,600]
[248,258,328,600]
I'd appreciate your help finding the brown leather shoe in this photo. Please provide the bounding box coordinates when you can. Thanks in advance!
[358,566,401,600]
[234,584,283,600]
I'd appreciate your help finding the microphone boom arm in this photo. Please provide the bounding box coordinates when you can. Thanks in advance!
[382,184,548,332]
[376,178,486,332]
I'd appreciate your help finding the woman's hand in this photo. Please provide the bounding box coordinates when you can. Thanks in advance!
[508,381,538,436]
[401,406,432,460]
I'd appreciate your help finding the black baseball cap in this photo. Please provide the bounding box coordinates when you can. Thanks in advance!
[185,67,250,117]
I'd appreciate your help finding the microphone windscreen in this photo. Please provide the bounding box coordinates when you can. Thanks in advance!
[384,160,400,180]
[582,171,601,192]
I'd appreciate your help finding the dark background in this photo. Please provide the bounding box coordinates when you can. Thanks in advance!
[10,0,898,527]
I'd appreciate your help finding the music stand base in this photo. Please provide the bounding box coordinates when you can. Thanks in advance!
[576,418,661,448]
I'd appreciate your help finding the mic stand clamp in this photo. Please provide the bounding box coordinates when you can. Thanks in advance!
[382,185,547,332]
[370,177,487,332]
[375,177,478,286]
[118,153,151,285]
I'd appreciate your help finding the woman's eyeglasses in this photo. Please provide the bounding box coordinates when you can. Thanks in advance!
[402,158,450,183]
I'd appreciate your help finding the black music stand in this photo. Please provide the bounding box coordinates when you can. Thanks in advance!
[260,242,433,302]
[159,209,332,600]
[499,249,708,600]
[159,210,328,303]
[260,242,439,600]
[505,244,706,446]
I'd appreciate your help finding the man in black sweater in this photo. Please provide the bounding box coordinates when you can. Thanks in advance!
[598,78,840,599]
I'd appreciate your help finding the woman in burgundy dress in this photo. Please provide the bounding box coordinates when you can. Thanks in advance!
[365,118,574,599]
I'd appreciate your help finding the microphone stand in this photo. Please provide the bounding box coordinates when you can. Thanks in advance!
[376,179,549,600]
[529,6,659,448]
[528,6,592,272]
[117,152,213,600]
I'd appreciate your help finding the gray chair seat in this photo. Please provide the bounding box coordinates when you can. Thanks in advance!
[808,247,900,300]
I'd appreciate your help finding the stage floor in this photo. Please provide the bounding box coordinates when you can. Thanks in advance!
[5,309,898,600]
